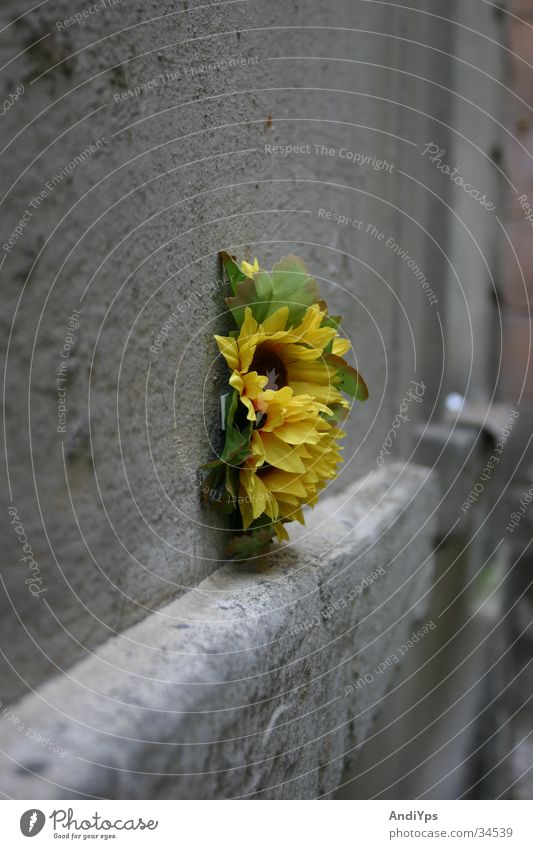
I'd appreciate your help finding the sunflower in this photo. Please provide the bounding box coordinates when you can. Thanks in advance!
[204,253,368,558]
[215,301,352,418]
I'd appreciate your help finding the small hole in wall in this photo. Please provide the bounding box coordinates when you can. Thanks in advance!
[489,145,503,166]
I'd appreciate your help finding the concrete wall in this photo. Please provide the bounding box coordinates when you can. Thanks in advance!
[0,0,440,703]
[0,0,505,799]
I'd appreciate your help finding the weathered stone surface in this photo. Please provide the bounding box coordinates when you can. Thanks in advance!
[0,0,445,705]
[0,463,437,799]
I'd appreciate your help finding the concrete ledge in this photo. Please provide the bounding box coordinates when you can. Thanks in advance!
[0,463,438,799]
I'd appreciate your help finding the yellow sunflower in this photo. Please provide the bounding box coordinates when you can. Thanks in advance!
[214,302,351,535]
[239,417,345,541]
[215,303,351,418]
[205,252,368,557]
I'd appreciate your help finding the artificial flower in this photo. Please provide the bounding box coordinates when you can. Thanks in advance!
[202,253,368,559]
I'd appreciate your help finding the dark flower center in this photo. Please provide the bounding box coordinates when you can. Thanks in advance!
[250,344,287,391]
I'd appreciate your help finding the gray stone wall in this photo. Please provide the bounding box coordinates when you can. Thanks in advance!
[0,465,438,799]
[0,0,443,704]
[0,0,506,800]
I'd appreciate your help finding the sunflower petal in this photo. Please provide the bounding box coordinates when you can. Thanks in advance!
[274,420,323,445]
[240,307,259,341]
[261,306,289,333]
[260,431,306,472]
[332,337,351,356]
[215,335,239,370]
[261,470,308,497]
[274,522,290,542]
[241,257,259,276]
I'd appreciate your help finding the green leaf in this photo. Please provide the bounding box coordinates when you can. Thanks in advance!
[200,390,252,508]
[327,354,369,401]
[221,419,252,465]
[225,464,240,499]
[224,525,276,560]
[321,316,343,355]
[219,251,248,296]
[209,488,237,514]
[225,254,321,328]
[200,461,241,513]
[225,275,262,327]
[200,464,224,506]
[269,255,319,325]
[218,390,253,465]
[223,389,239,432]
[321,313,342,330]
[200,390,244,467]
[323,402,349,424]
[254,270,274,303]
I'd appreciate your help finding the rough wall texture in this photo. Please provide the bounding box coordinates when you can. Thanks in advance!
[1,0,441,703]
[1,0,504,802]
[0,465,438,799]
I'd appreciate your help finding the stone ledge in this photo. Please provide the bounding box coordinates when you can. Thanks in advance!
[0,463,438,800]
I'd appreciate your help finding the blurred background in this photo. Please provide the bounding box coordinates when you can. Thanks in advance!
[0,0,532,800]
